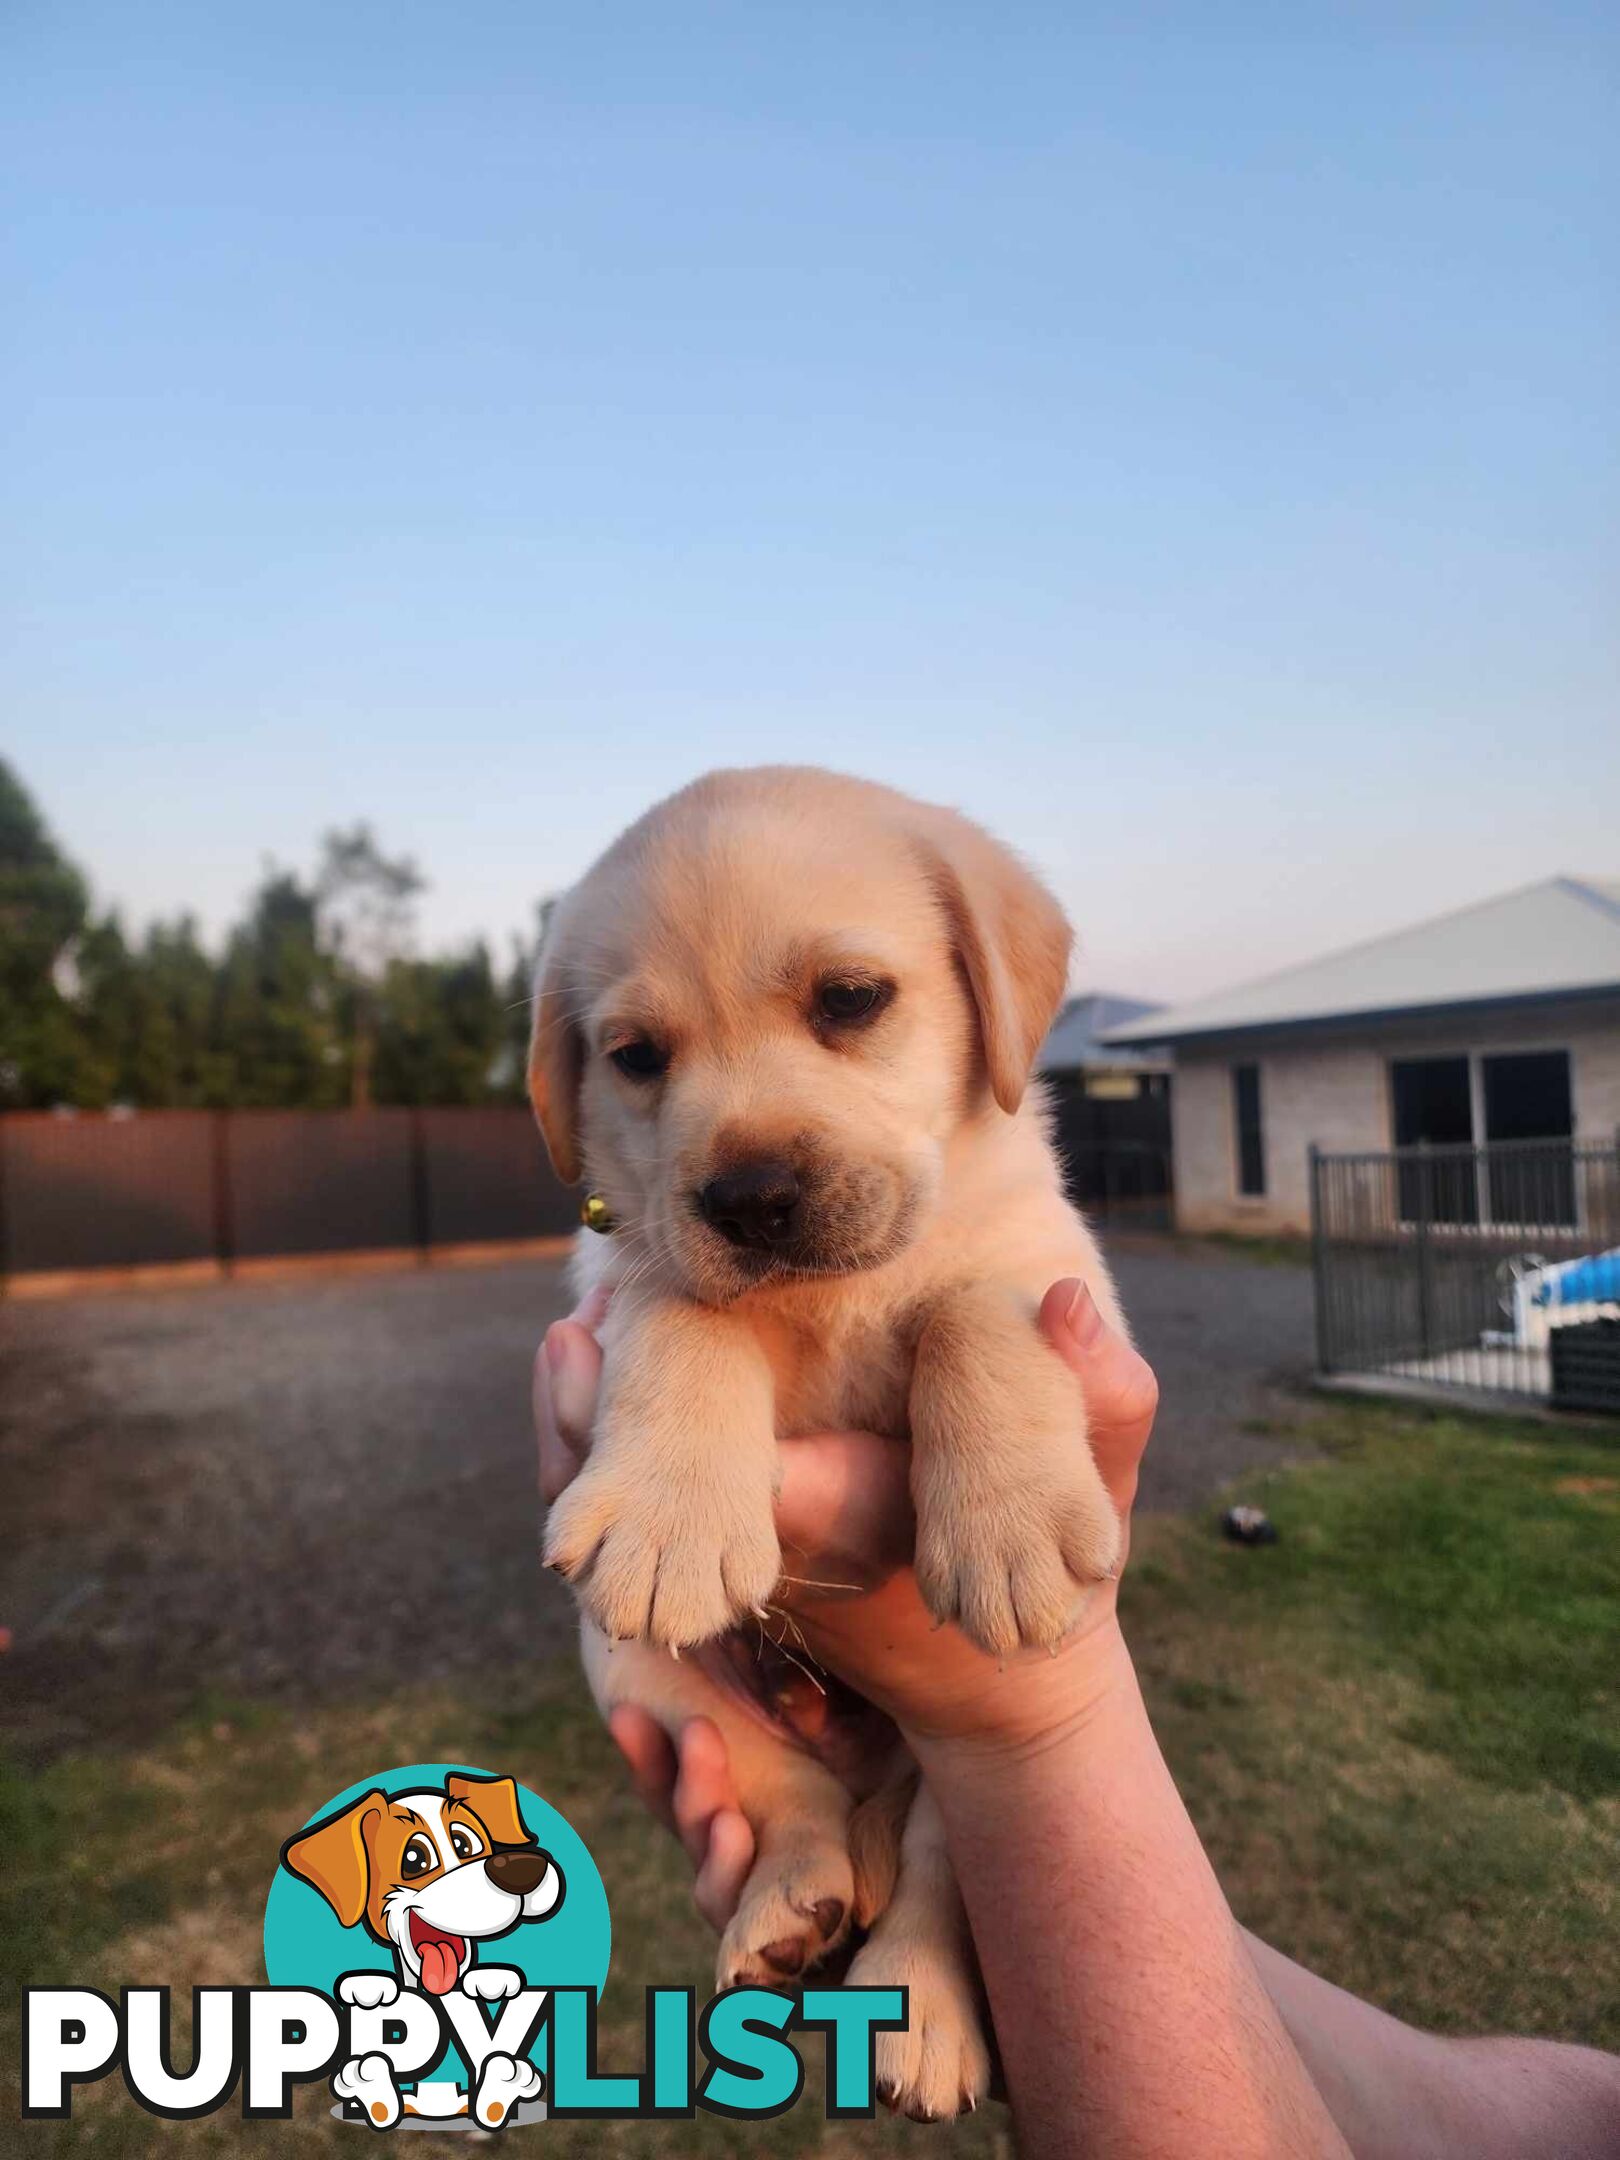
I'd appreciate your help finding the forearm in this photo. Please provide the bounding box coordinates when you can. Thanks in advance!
[1247,1932,1620,2160]
[911,1627,1349,2160]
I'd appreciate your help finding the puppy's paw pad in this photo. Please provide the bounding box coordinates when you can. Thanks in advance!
[717,1847,855,1991]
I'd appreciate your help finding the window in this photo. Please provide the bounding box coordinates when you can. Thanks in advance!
[1388,1048,1574,1227]
[1391,1054,1477,1223]
[1390,1055,1473,1148]
[1231,1063,1264,1196]
[1483,1050,1574,1226]
[1482,1050,1571,1143]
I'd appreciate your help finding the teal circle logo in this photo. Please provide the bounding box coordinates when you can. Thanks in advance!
[263,1763,610,2128]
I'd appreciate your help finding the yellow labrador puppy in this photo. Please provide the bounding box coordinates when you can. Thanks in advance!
[531,767,1124,2118]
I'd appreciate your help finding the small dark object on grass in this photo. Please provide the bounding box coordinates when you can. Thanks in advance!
[1223,1505,1278,1546]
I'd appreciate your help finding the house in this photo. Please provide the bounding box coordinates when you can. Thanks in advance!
[1038,991,1169,1097]
[1038,993,1172,1225]
[1101,878,1620,1237]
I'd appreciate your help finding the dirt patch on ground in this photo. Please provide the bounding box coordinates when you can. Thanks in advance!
[1,1238,1326,1757]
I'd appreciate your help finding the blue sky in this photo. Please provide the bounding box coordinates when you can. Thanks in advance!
[5,4,1616,999]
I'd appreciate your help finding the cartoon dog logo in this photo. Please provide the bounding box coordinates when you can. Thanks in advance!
[281,1772,565,2128]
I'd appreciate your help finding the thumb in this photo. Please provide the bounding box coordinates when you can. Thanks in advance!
[1038,1278,1158,1509]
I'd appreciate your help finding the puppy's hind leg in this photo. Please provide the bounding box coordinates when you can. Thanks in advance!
[847,1782,992,2122]
[581,1621,855,1990]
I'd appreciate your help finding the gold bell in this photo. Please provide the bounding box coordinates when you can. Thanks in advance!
[580,1192,616,1234]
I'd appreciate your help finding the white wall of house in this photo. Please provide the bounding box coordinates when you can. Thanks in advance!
[1170,996,1620,1236]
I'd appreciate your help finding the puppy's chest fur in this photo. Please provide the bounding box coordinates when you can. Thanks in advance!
[767,1294,918,1440]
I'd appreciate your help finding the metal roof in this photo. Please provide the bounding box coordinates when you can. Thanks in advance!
[1103,877,1620,1045]
[1039,992,1168,1071]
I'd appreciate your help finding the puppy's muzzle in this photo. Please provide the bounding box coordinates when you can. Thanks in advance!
[698,1161,801,1251]
[484,1849,550,1896]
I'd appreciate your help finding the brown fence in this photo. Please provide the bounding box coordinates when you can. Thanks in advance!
[0,1094,1173,1287]
[0,1107,580,1282]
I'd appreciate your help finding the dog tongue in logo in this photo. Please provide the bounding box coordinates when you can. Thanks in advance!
[411,1918,466,1995]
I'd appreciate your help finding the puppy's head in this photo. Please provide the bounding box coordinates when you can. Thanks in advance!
[530,768,1070,1303]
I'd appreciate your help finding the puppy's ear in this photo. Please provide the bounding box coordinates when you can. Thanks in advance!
[281,1792,384,1930]
[912,807,1072,1114]
[446,1773,535,1849]
[528,899,584,1185]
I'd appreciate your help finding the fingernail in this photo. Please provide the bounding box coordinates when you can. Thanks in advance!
[1066,1282,1104,1346]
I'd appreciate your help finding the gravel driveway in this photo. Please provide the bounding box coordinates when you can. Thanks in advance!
[1,1238,1321,1755]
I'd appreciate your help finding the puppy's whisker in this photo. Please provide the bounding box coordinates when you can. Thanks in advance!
[756,1607,828,1696]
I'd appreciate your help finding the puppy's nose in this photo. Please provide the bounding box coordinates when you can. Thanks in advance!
[699,1162,801,1250]
[485,1850,548,1896]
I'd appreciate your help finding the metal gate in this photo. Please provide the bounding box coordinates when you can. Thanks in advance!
[1310,1139,1620,1412]
[1046,1078,1174,1232]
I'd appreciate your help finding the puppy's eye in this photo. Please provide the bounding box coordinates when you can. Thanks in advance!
[609,1038,669,1081]
[401,1836,436,1879]
[817,980,889,1024]
[448,1824,484,1862]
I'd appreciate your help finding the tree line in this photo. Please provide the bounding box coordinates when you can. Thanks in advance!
[0,759,542,1112]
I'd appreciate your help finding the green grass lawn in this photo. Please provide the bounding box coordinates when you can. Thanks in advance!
[5,1397,1617,2154]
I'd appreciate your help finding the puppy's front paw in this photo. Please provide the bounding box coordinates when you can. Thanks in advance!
[337,1971,399,2010]
[915,1446,1120,1656]
[461,1964,523,2002]
[544,1453,780,1649]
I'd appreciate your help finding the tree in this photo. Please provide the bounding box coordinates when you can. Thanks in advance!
[315,825,425,1110]
[214,868,347,1108]
[138,915,232,1104]
[0,759,92,1107]
[491,900,554,1104]
[373,944,508,1105]
[74,912,229,1107]
[0,767,555,1114]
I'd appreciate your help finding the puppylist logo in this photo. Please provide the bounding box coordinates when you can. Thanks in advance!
[22,1761,906,2130]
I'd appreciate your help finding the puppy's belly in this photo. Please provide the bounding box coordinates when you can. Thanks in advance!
[579,1617,896,1803]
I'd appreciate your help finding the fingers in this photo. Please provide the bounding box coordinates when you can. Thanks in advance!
[607,1704,678,1834]
[693,1808,754,1934]
[572,1280,615,1335]
[535,1320,604,1503]
[547,1320,604,1447]
[671,1716,743,1872]
[610,1710,755,1934]
[675,1719,753,1932]
[1037,1278,1159,1509]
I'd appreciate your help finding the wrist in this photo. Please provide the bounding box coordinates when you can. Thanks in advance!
[903,1613,1140,1776]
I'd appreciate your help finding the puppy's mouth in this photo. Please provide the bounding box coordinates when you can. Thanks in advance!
[690,1215,920,1299]
[408,1911,470,1995]
[649,1157,930,1303]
